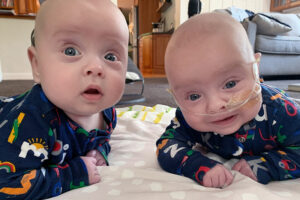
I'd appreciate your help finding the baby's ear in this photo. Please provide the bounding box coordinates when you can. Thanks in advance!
[27,46,41,83]
[254,53,261,68]
[254,53,262,81]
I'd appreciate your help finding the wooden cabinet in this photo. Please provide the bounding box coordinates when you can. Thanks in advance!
[0,0,40,18]
[270,0,300,12]
[137,0,160,36]
[139,33,171,76]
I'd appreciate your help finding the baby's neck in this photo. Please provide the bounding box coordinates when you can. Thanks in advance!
[66,112,104,132]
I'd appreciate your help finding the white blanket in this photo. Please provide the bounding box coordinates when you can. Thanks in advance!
[50,105,300,200]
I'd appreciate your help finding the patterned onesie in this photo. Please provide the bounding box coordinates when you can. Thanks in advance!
[0,84,116,199]
[156,84,300,185]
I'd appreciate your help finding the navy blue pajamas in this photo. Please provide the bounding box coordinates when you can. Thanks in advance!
[0,84,116,199]
[156,84,300,185]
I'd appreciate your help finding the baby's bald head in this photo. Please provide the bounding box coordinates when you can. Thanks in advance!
[167,12,251,51]
[33,0,127,47]
[165,12,254,76]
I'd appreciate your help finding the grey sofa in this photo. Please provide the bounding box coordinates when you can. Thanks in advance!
[242,13,300,76]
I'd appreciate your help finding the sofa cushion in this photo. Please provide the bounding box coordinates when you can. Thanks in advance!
[266,13,300,37]
[255,34,300,55]
[259,54,300,76]
[250,13,292,35]
[214,6,254,22]
[226,6,254,22]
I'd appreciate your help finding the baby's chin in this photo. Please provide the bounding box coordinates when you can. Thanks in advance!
[193,122,242,135]
[211,128,240,135]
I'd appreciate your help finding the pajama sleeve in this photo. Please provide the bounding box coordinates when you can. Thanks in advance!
[0,110,89,200]
[97,107,117,165]
[156,109,220,184]
[243,99,300,184]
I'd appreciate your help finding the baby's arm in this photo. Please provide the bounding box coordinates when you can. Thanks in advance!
[81,150,107,184]
[240,103,300,184]
[156,112,232,187]
[80,107,117,184]
[232,159,257,181]
[81,155,101,184]
[240,134,300,184]
[0,112,89,199]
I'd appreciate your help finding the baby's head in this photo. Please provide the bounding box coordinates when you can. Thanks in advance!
[28,0,129,119]
[166,12,262,134]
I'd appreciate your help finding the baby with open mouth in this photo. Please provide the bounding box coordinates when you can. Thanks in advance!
[0,0,129,199]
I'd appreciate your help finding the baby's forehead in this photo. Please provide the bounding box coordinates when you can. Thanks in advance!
[36,0,121,28]
[170,13,247,47]
[34,0,127,41]
[168,16,253,63]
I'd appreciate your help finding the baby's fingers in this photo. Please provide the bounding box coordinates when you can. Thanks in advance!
[203,175,213,187]
[224,168,234,187]
[86,150,97,157]
[239,167,258,181]
[215,169,232,188]
[90,170,101,184]
[232,161,242,172]
[96,158,107,166]
[203,171,229,188]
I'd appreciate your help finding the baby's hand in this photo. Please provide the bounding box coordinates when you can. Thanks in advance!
[232,159,257,181]
[86,150,107,166]
[203,164,233,188]
[80,156,101,185]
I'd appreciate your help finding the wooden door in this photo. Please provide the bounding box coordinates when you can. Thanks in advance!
[152,34,171,74]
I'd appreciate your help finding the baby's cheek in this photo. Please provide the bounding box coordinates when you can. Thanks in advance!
[182,112,208,132]
[240,93,262,120]
[226,88,253,109]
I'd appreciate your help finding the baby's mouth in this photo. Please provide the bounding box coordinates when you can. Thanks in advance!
[84,88,100,94]
[211,115,237,125]
[82,86,103,101]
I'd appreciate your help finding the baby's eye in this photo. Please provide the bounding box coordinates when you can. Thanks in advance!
[104,53,117,62]
[64,47,80,56]
[224,81,237,89]
[188,94,201,101]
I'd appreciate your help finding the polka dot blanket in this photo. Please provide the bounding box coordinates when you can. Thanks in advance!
[49,104,300,200]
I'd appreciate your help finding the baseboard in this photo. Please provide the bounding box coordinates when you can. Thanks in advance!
[288,83,300,92]
[2,73,33,80]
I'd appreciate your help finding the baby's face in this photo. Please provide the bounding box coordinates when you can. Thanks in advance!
[29,0,128,118]
[166,32,262,135]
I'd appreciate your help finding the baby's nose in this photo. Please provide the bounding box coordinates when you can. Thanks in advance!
[206,95,228,114]
[84,61,104,77]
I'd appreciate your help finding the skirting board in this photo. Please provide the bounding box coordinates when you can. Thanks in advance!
[2,73,33,80]
[288,83,300,92]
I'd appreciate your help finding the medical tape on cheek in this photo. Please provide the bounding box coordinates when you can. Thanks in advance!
[224,62,260,110]
[225,88,253,110]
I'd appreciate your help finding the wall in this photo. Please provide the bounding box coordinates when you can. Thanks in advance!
[161,1,176,32]
[201,0,271,14]
[163,0,271,31]
[0,0,118,81]
[0,18,34,80]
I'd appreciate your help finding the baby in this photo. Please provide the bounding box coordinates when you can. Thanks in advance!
[0,0,128,199]
[156,12,300,188]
